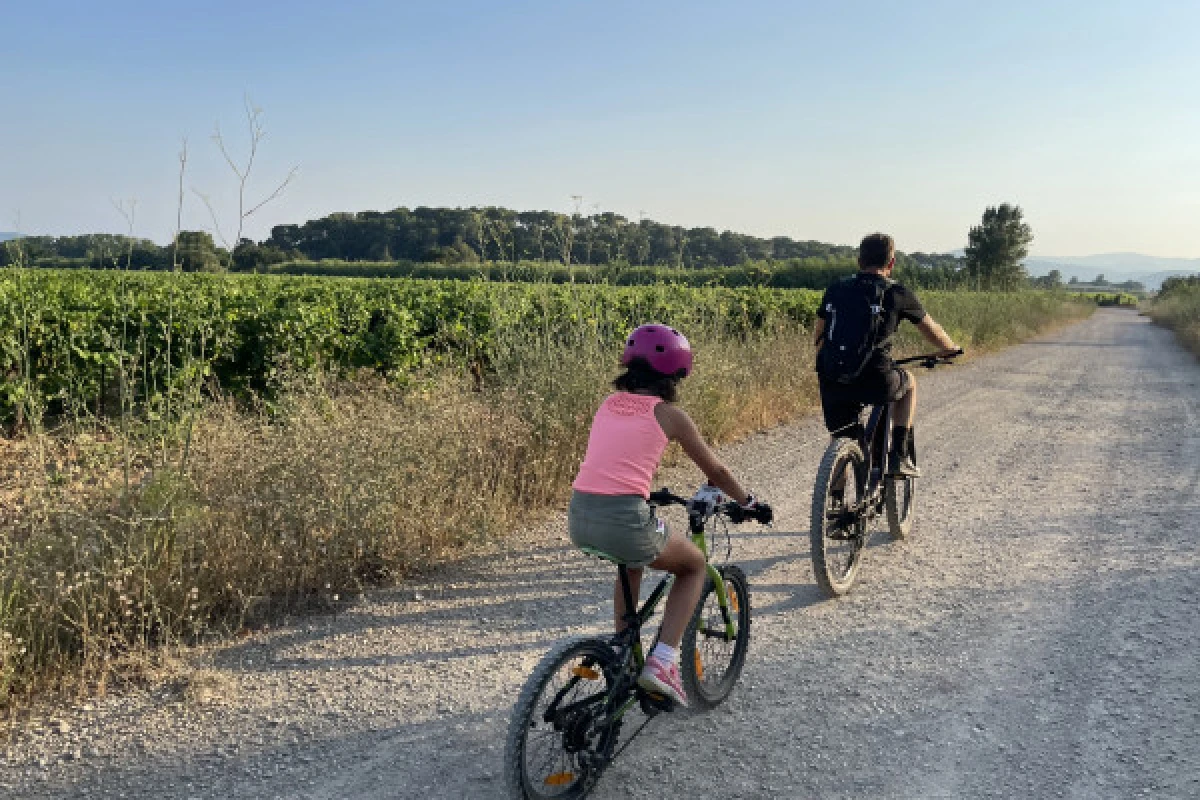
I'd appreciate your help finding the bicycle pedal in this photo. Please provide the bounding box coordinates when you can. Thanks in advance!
[638,689,676,714]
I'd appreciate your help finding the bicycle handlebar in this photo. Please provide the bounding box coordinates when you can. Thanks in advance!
[894,347,964,368]
[647,488,689,506]
[648,487,774,525]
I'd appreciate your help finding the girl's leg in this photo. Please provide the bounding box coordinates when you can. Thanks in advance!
[647,533,706,648]
[614,568,643,633]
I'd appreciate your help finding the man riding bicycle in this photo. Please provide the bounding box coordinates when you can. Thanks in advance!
[812,233,960,477]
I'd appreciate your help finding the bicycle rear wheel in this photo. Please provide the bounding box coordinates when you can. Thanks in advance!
[505,636,618,799]
[810,438,868,597]
[680,565,750,709]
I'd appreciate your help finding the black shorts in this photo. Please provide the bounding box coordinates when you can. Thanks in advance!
[818,366,913,436]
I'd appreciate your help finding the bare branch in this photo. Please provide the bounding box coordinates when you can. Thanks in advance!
[173,139,188,272]
[243,165,299,219]
[109,198,139,270]
[198,99,297,251]
[191,188,230,250]
[110,197,136,232]
[211,124,245,181]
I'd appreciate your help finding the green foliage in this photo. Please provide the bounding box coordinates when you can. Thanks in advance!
[259,254,973,290]
[1158,274,1200,296]
[0,269,822,426]
[1148,276,1200,357]
[1030,269,1063,289]
[1084,292,1139,307]
[965,204,1034,290]
[230,238,299,272]
[6,205,964,279]
[265,206,862,267]
[893,291,1094,354]
[170,231,226,272]
[0,234,170,270]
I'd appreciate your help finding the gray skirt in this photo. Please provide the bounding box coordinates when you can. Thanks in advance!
[568,491,669,568]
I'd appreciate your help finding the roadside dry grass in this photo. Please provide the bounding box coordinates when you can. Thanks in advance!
[0,292,1092,714]
[1146,283,1200,358]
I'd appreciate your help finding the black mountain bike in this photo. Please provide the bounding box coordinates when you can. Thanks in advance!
[504,486,773,799]
[809,350,962,596]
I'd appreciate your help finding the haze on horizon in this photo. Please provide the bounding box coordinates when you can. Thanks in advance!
[3,0,1198,259]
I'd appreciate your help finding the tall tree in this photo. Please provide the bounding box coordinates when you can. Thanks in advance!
[964,203,1033,290]
[171,231,225,272]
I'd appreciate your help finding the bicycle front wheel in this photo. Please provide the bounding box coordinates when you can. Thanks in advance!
[504,636,617,800]
[681,565,751,709]
[810,437,868,597]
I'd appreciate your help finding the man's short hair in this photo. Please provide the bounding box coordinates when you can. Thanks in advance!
[858,233,895,270]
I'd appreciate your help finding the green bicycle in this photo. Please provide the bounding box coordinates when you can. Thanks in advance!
[504,486,773,799]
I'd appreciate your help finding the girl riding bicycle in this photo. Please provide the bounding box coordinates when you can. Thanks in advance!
[569,323,767,707]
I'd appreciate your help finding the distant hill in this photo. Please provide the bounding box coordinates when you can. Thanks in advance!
[946,249,1198,289]
[1030,253,1200,271]
[1025,255,1200,290]
[0,232,21,242]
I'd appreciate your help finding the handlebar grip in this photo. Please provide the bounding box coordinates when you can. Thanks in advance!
[723,502,773,525]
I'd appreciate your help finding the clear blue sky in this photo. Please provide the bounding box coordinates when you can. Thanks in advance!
[3,0,1198,256]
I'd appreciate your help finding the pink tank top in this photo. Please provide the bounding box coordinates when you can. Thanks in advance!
[572,392,669,498]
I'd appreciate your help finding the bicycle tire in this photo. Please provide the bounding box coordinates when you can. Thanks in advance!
[504,636,618,800]
[680,565,751,709]
[885,475,915,539]
[810,437,868,597]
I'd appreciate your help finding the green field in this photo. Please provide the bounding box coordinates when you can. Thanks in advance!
[0,269,824,426]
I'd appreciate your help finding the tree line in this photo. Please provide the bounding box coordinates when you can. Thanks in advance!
[1,205,959,272]
[2,203,1051,291]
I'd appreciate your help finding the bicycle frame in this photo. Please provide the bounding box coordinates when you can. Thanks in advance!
[543,505,739,758]
[613,509,736,667]
[841,349,955,523]
[860,402,894,502]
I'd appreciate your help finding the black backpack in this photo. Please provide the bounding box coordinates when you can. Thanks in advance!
[817,274,893,383]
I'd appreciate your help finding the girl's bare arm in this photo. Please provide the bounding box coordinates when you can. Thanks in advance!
[654,403,751,504]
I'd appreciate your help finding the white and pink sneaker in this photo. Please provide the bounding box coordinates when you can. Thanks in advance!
[637,655,688,707]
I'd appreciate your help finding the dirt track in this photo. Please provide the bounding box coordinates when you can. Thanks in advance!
[5,308,1199,799]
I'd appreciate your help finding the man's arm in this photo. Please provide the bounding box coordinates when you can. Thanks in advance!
[915,316,960,357]
[812,317,826,349]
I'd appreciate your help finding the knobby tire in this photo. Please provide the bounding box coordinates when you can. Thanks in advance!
[680,565,751,709]
[505,636,617,800]
[810,438,868,597]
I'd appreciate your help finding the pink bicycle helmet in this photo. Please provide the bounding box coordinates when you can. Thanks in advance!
[621,324,693,378]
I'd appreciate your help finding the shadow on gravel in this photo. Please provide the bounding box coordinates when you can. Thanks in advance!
[751,581,827,616]
[733,548,828,616]
[207,546,614,675]
[1022,341,1131,348]
[29,707,510,800]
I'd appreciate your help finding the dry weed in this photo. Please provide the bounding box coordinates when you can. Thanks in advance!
[1,295,1094,710]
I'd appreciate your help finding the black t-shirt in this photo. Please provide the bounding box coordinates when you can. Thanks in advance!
[817,272,927,367]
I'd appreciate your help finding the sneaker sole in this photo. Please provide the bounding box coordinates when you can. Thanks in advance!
[637,674,688,708]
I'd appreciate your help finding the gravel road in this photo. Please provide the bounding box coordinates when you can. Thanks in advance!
[5,308,1199,799]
